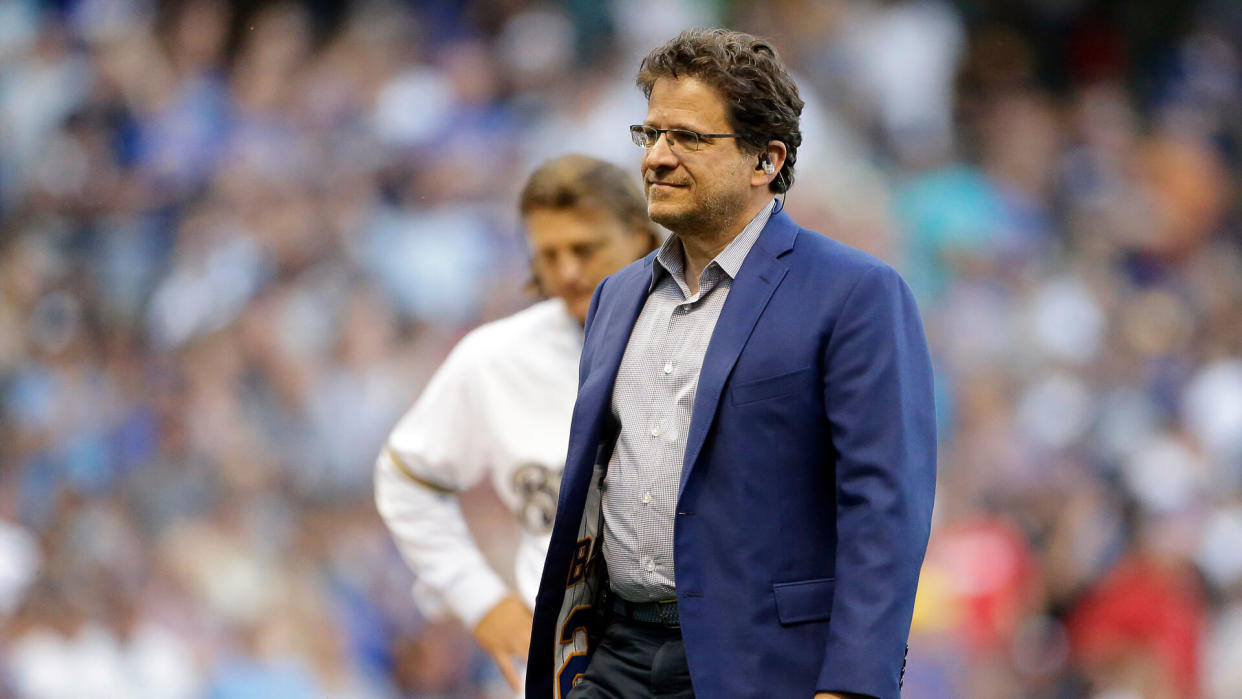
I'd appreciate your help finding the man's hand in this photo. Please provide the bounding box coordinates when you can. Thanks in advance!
[473,594,534,691]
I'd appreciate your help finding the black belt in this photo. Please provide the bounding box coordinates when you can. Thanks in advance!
[610,593,680,628]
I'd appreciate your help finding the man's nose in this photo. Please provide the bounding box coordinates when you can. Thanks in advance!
[643,133,679,171]
[554,253,583,284]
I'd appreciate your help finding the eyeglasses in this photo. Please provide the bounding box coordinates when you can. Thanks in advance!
[629,124,742,152]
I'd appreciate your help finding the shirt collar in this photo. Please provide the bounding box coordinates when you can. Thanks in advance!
[650,199,776,292]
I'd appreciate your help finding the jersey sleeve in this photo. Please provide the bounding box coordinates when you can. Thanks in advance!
[388,333,494,491]
[374,333,511,629]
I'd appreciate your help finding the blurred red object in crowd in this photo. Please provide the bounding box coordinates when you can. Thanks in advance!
[1069,553,1206,698]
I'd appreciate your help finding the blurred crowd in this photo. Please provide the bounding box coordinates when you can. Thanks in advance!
[0,0,1240,697]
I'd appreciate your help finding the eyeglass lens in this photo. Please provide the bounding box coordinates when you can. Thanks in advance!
[631,126,700,151]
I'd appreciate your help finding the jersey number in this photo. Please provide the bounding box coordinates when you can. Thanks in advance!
[513,463,561,533]
[556,605,594,698]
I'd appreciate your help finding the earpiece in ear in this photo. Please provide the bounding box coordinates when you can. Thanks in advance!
[760,156,775,175]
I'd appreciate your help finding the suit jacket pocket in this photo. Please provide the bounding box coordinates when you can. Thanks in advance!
[772,577,835,625]
[730,367,814,406]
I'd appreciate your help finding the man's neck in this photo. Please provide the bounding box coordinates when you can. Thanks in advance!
[678,197,771,295]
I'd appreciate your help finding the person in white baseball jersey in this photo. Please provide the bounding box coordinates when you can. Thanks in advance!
[375,154,659,691]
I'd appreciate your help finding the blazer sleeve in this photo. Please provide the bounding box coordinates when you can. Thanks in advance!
[816,264,936,699]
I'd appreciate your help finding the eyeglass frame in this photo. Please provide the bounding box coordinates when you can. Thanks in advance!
[629,124,745,152]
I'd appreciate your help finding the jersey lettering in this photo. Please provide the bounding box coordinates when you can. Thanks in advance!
[566,536,591,588]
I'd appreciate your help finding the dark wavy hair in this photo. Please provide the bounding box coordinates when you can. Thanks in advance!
[636,28,804,194]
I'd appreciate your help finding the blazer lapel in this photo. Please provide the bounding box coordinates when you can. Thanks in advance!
[549,259,654,576]
[596,261,653,394]
[679,211,798,497]
[587,259,652,417]
[568,258,653,480]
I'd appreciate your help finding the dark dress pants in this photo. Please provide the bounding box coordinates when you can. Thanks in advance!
[566,616,695,698]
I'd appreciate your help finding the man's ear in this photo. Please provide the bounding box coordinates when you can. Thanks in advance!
[765,140,787,175]
[751,140,787,187]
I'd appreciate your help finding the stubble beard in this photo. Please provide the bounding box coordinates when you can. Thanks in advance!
[648,176,749,242]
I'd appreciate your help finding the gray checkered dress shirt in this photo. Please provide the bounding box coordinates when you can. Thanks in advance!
[603,201,775,603]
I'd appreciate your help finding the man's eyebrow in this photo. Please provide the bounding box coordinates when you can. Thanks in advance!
[643,119,711,132]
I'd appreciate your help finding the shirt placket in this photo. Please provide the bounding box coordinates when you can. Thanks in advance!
[636,284,678,582]
[650,269,722,581]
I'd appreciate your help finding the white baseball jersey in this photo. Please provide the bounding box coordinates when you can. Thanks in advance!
[375,298,583,629]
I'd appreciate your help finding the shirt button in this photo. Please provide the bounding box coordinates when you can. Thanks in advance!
[650,426,661,437]
[642,492,652,504]
[663,363,673,375]
[645,560,656,573]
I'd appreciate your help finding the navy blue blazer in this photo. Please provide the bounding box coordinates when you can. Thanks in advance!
[527,209,936,699]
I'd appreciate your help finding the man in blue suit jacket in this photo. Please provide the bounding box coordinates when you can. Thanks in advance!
[527,29,936,699]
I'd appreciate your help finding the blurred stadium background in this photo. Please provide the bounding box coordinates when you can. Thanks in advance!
[1,0,1241,696]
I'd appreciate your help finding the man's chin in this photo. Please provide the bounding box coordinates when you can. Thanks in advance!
[648,203,690,231]
[568,299,589,326]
